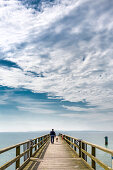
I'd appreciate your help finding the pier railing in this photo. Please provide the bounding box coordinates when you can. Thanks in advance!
[0,134,50,170]
[60,134,113,170]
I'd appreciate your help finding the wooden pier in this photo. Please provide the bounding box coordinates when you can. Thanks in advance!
[0,133,113,170]
[23,136,90,170]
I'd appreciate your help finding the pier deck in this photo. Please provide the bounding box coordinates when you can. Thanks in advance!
[23,136,91,170]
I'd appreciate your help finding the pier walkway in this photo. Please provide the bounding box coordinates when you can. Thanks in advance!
[24,136,90,170]
[0,133,113,170]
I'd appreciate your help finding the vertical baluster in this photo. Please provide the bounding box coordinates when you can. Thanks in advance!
[82,142,85,160]
[79,140,82,157]
[38,138,40,149]
[43,136,45,143]
[74,139,76,151]
[35,139,37,151]
[16,145,20,169]
[30,140,33,157]
[71,138,73,148]
[27,141,30,158]
[41,137,43,145]
[92,146,96,169]
[85,144,87,162]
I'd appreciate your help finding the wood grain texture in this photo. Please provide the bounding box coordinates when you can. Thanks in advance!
[23,136,91,170]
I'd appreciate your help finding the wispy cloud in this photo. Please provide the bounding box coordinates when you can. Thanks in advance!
[0,0,113,116]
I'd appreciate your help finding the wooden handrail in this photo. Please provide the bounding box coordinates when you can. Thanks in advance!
[82,140,113,155]
[0,134,49,154]
[0,149,30,169]
[81,149,112,170]
[0,134,50,169]
[0,140,29,154]
[60,133,113,170]
[61,134,113,154]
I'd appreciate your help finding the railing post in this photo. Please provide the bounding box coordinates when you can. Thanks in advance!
[40,137,41,146]
[69,137,70,145]
[30,140,33,157]
[16,146,20,169]
[63,135,65,141]
[92,146,96,169]
[85,144,87,162]
[27,141,30,158]
[66,136,68,143]
[35,139,37,151]
[79,140,82,157]
[71,138,73,148]
[43,136,45,143]
[74,139,76,151]
[38,138,40,148]
[82,142,85,160]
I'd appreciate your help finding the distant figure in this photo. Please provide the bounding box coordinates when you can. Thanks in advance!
[50,129,56,144]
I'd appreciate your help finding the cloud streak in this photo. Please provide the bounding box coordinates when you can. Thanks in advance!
[0,0,113,117]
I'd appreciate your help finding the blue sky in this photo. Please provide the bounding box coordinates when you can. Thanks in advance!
[0,0,113,131]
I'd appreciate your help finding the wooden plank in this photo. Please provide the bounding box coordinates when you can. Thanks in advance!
[24,136,91,170]
[23,138,50,169]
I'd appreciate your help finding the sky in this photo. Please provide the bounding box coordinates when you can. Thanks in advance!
[0,0,113,132]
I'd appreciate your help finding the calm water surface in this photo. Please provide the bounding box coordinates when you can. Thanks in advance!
[0,131,113,170]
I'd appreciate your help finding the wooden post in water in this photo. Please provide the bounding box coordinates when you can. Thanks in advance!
[104,136,108,145]
[16,146,20,169]
[92,146,96,169]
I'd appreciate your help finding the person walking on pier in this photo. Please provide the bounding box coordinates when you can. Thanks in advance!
[50,129,56,144]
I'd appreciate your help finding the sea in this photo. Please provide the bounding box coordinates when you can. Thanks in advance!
[0,131,113,170]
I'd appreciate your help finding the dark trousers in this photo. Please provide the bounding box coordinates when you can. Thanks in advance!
[51,135,54,143]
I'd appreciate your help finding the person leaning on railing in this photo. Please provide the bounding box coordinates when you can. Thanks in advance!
[50,129,56,144]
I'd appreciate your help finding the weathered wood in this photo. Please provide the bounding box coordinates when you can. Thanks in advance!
[0,140,29,154]
[82,142,85,160]
[92,146,96,169]
[35,139,37,151]
[61,133,113,170]
[81,149,112,170]
[0,133,113,170]
[0,134,50,170]
[74,139,76,151]
[16,146,20,169]
[0,134,49,154]
[23,136,91,170]
[79,140,82,158]
[61,134,113,154]
[0,149,29,169]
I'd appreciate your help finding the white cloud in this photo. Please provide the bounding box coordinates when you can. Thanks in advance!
[60,112,113,122]
[17,106,56,114]
[0,0,113,115]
